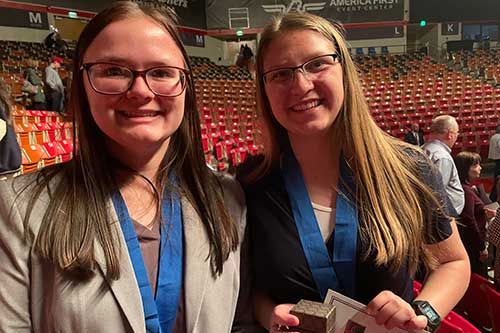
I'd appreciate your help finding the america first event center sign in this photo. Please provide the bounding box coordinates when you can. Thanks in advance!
[207,0,404,30]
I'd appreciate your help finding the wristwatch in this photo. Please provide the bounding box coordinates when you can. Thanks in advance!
[412,300,441,332]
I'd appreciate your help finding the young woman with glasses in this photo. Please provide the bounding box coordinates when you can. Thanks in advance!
[238,12,470,333]
[0,2,253,332]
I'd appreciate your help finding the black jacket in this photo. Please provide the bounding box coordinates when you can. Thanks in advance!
[0,104,21,175]
[404,130,425,146]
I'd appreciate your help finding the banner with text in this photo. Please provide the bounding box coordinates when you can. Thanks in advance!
[180,30,205,47]
[133,0,207,29]
[207,0,404,30]
[346,25,404,40]
[10,0,207,30]
[9,0,107,12]
[0,7,49,30]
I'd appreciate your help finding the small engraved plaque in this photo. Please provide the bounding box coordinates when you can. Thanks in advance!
[290,299,336,333]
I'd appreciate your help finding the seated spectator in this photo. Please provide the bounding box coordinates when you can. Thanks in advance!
[455,151,496,277]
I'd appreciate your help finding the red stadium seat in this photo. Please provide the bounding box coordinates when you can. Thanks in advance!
[413,280,422,298]
[58,140,74,157]
[32,130,44,144]
[21,144,47,172]
[436,319,463,333]
[217,161,226,171]
[455,273,493,330]
[436,312,481,333]
[414,281,479,333]
[41,142,66,163]
[55,141,72,162]
[33,122,51,131]
[483,284,500,333]
[439,311,481,333]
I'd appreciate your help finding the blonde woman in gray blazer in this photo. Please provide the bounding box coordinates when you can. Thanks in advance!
[0,2,255,332]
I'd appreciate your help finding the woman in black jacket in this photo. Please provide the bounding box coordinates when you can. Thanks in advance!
[0,79,21,176]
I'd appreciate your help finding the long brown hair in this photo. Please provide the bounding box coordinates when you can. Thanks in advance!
[19,1,238,279]
[252,12,447,274]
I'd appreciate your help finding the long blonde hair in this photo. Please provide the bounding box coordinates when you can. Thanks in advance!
[252,12,447,274]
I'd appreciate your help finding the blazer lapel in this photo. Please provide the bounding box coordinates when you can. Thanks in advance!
[94,203,146,333]
[182,196,211,332]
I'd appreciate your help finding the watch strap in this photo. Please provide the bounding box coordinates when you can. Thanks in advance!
[412,300,441,332]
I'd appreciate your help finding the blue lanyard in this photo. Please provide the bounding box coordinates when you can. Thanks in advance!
[112,188,183,333]
[281,148,357,299]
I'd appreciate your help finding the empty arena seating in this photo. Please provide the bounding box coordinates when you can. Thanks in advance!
[0,40,71,98]
[3,51,261,174]
[192,58,263,170]
[359,51,500,157]
[456,49,500,85]
[0,44,262,174]
[3,42,500,173]
[11,107,73,173]
[191,56,253,80]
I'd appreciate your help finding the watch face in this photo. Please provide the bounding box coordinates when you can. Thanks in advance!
[420,302,440,323]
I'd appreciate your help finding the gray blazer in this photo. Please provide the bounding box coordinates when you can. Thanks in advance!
[0,173,252,332]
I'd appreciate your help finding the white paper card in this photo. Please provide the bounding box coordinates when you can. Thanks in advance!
[485,201,499,211]
[323,289,428,333]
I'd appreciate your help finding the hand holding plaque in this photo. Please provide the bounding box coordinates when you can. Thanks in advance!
[289,299,336,333]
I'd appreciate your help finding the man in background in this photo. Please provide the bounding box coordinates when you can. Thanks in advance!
[404,123,425,146]
[422,115,464,216]
[22,60,46,110]
[488,125,500,201]
[44,57,64,113]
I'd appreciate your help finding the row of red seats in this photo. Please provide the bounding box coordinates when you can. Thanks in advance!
[10,109,74,174]
[21,140,73,173]
[413,274,500,333]
[453,273,500,333]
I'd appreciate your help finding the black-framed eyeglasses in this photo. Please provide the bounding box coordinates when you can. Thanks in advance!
[80,62,190,97]
[262,53,340,86]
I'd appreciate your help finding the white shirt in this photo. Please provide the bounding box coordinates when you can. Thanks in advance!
[44,65,64,93]
[422,139,465,215]
[413,131,420,146]
[488,133,500,160]
[312,202,335,242]
[0,118,5,142]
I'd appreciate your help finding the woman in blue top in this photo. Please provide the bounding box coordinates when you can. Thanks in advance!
[238,12,470,333]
